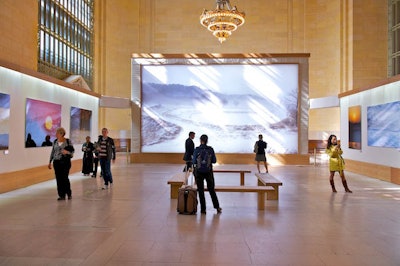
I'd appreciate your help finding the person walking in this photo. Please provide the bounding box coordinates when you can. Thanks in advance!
[254,134,269,173]
[97,128,116,189]
[326,134,352,193]
[81,136,94,176]
[183,131,195,171]
[192,134,222,214]
[48,127,75,200]
[92,138,100,178]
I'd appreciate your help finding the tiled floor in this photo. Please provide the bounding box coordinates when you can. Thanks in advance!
[1,157,400,265]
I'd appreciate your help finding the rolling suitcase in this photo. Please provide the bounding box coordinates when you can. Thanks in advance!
[177,172,198,215]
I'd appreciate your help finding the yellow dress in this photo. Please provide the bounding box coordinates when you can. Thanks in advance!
[325,146,345,172]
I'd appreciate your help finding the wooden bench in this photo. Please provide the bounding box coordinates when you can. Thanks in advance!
[204,185,275,210]
[255,173,283,200]
[213,169,251,185]
[167,172,188,199]
[167,169,251,199]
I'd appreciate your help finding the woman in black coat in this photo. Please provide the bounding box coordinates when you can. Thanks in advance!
[81,136,95,176]
[48,127,75,200]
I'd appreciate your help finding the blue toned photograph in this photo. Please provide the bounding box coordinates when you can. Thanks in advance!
[141,64,299,154]
[0,92,10,150]
[367,101,400,148]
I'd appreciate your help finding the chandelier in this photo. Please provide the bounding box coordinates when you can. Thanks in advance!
[200,0,245,43]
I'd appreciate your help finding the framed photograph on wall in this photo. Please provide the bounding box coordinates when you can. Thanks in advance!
[0,92,10,150]
[348,105,361,149]
[367,101,400,148]
[25,98,61,148]
[70,107,92,145]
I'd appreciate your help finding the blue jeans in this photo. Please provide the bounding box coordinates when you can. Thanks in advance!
[99,158,113,185]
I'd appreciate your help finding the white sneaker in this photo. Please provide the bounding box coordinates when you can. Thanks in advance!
[102,185,108,190]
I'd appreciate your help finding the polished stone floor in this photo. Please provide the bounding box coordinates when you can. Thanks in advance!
[1,157,400,265]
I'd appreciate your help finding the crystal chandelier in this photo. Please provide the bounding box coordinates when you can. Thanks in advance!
[200,0,245,44]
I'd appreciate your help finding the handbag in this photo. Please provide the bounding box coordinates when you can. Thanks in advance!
[64,138,75,158]
[253,142,258,153]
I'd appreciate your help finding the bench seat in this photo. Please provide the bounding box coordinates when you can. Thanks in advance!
[167,169,251,198]
[213,169,251,185]
[204,185,274,210]
[255,173,283,200]
[167,172,187,199]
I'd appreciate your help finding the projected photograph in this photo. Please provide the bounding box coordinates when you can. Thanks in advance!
[25,98,61,148]
[348,105,361,150]
[70,107,92,145]
[367,101,400,148]
[141,64,299,154]
[0,92,10,150]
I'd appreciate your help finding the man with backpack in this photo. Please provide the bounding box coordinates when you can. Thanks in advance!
[192,134,222,214]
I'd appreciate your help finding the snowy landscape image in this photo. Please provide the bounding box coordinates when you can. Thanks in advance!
[141,64,299,154]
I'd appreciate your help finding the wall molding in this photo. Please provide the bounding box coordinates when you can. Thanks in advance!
[0,160,82,194]
[131,153,310,166]
[345,159,400,185]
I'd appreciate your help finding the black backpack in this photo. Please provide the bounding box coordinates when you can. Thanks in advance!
[196,147,212,173]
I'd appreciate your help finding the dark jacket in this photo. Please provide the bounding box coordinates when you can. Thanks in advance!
[98,136,116,161]
[256,140,267,154]
[183,138,195,161]
[192,144,217,166]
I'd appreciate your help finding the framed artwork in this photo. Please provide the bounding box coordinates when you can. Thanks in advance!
[25,98,61,148]
[0,92,10,150]
[367,101,400,148]
[70,107,92,145]
[348,105,361,149]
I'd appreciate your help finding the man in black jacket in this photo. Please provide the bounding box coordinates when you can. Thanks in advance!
[183,131,195,171]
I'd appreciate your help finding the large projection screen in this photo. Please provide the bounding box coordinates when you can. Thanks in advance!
[132,54,310,157]
[142,64,298,154]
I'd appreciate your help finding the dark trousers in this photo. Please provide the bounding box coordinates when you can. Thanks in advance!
[82,156,93,174]
[53,159,72,198]
[183,161,193,172]
[93,157,99,176]
[99,158,113,185]
[195,171,220,212]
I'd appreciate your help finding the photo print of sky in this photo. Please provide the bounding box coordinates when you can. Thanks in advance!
[141,64,299,154]
[0,92,10,150]
[367,101,400,148]
[25,98,61,148]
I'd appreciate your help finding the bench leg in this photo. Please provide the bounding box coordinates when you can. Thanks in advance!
[266,187,279,200]
[240,172,245,186]
[257,192,265,210]
[170,184,180,199]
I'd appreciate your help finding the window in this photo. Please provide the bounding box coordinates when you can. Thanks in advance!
[389,0,400,76]
[38,0,94,88]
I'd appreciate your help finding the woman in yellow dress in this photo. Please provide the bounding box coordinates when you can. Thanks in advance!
[326,134,352,193]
